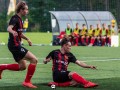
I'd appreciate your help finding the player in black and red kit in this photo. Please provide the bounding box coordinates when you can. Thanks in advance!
[44,38,98,88]
[0,1,37,88]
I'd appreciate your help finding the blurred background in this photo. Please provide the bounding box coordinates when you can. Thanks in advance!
[0,0,120,32]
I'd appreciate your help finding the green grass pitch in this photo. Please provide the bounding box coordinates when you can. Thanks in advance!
[0,33,120,90]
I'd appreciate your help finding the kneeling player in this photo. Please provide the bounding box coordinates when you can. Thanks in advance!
[43,38,98,88]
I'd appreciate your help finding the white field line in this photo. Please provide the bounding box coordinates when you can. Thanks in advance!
[0,57,120,64]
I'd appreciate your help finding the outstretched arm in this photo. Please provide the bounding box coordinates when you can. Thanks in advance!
[43,57,51,64]
[44,51,54,64]
[75,60,96,69]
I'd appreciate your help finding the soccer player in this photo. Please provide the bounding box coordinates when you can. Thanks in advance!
[80,24,88,46]
[65,23,73,44]
[100,23,107,46]
[106,25,114,46]
[93,24,101,46]
[72,23,80,46]
[43,38,98,88]
[87,25,95,46]
[0,1,38,88]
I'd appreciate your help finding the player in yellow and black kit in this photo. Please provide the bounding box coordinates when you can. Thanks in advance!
[101,23,107,46]
[79,24,88,46]
[86,25,95,46]
[93,24,101,46]
[72,23,80,46]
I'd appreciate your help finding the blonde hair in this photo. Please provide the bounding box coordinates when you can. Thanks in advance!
[15,1,27,13]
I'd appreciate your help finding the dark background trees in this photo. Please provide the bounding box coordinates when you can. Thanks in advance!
[0,0,120,32]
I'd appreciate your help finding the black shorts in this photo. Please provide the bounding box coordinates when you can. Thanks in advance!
[53,70,72,83]
[8,45,28,62]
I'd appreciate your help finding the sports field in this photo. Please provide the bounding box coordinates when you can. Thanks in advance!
[0,33,120,90]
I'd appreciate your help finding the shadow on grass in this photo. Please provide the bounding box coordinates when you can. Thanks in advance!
[0,77,120,90]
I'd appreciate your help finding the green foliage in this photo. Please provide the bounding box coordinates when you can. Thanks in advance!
[0,0,120,32]
[0,32,52,44]
[0,12,7,32]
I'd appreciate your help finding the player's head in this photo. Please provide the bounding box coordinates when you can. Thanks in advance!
[16,1,28,16]
[76,23,79,29]
[108,25,111,29]
[102,23,106,28]
[25,18,28,21]
[97,24,100,29]
[67,23,70,29]
[90,25,93,29]
[61,38,71,53]
[82,24,86,29]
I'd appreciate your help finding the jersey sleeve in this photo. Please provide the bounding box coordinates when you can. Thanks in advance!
[9,16,18,26]
[46,50,54,59]
[69,53,77,63]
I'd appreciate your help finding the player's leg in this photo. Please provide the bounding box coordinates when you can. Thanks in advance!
[86,36,89,45]
[74,36,79,46]
[22,51,38,88]
[81,35,87,46]
[106,36,111,46]
[0,59,27,79]
[48,71,72,87]
[101,36,106,46]
[0,63,20,79]
[97,36,101,46]
[69,72,98,88]
[89,36,95,46]
[109,36,111,46]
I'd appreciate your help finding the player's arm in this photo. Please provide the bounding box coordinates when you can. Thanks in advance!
[43,51,54,64]
[75,60,96,69]
[7,25,18,37]
[21,33,32,46]
[69,53,96,69]
[43,57,52,64]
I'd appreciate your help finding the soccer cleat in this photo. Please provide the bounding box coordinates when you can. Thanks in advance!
[84,81,98,88]
[22,82,37,88]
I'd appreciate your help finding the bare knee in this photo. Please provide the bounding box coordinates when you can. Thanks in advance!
[30,57,38,64]
[69,72,77,77]
[19,64,26,71]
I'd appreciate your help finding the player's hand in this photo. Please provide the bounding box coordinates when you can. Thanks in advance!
[43,60,47,64]
[27,39,32,46]
[43,58,51,64]
[12,31,18,37]
[89,66,97,69]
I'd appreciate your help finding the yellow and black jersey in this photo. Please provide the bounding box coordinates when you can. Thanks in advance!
[88,29,94,36]
[73,28,80,35]
[80,29,87,36]
[93,28,101,36]
[106,29,114,36]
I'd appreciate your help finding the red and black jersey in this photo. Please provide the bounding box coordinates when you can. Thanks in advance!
[8,14,23,47]
[46,49,77,71]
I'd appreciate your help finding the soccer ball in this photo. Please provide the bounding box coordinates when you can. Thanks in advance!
[51,84,56,89]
